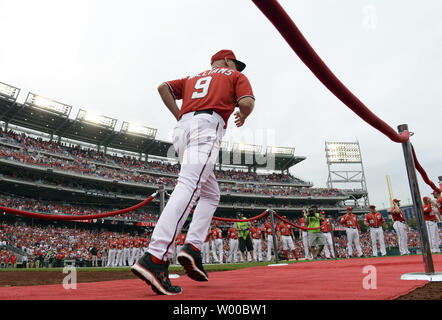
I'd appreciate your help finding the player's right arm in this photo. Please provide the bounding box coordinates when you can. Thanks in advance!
[234,97,255,127]
[158,82,180,121]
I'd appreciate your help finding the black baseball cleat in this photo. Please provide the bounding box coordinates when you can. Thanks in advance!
[177,244,208,282]
[131,253,182,295]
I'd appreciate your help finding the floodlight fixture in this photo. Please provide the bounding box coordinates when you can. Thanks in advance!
[0,81,20,101]
[25,92,72,116]
[267,146,294,156]
[121,121,157,139]
[233,143,262,153]
[325,141,361,163]
[76,109,117,129]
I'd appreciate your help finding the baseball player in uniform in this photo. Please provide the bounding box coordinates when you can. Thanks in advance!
[423,197,441,253]
[319,211,335,259]
[264,217,274,261]
[130,235,141,266]
[364,205,387,257]
[431,190,442,221]
[250,221,263,262]
[106,238,116,267]
[299,214,312,259]
[201,229,211,264]
[227,223,239,263]
[339,207,363,258]
[277,217,298,260]
[123,236,131,267]
[390,199,410,255]
[131,49,254,295]
[211,223,224,264]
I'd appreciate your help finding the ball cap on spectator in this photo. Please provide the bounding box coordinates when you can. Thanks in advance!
[211,49,246,72]
[346,206,353,211]
[369,205,376,209]
[393,198,400,203]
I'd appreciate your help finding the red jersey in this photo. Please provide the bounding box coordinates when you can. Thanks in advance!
[250,227,263,239]
[212,228,223,239]
[339,214,360,231]
[264,222,273,235]
[364,212,385,227]
[123,238,130,248]
[278,223,292,236]
[320,219,331,233]
[132,239,140,248]
[423,203,438,221]
[298,217,308,232]
[436,196,442,214]
[390,208,406,222]
[227,227,238,239]
[109,240,116,249]
[167,67,254,127]
[176,233,186,245]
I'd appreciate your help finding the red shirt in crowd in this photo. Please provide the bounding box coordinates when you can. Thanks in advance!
[364,212,385,228]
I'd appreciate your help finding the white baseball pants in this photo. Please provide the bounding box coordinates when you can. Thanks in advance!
[393,221,409,255]
[369,227,386,256]
[345,228,362,257]
[302,231,312,259]
[212,239,224,263]
[147,112,225,261]
[227,239,239,263]
[322,232,335,258]
[266,235,274,261]
[252,239,263,262]
[130,247,140,265]
[123,248,130,266]
[202,241,211,264]
[281,235,295,251]
[426,221,441,253]
[106,249,115,267]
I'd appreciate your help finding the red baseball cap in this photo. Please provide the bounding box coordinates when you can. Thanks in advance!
[393,199,400,203]
[320,211,325,215]
[369,205,376,209]
[211,49,246,72]
[346,206,352,211]
[423,196,429,201]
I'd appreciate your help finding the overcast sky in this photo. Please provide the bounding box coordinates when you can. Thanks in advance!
[0,0,441,210]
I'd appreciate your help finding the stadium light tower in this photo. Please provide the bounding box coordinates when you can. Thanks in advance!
[25,93,72,117]
[76,109,117,129]
[0,81,20,102]
[120,121,157,139]
[325,141,369,207]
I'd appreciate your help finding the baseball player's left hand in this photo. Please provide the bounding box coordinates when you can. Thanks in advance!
[234,111,246,127]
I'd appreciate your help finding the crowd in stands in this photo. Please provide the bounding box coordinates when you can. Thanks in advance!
[0,129,324,196]
[0,194,158,222]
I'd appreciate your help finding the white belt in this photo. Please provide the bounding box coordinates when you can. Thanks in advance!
[180,110,225,127]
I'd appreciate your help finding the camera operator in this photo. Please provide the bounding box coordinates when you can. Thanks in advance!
[304,205,327,260]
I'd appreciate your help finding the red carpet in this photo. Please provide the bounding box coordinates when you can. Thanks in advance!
[1,255,440,300]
